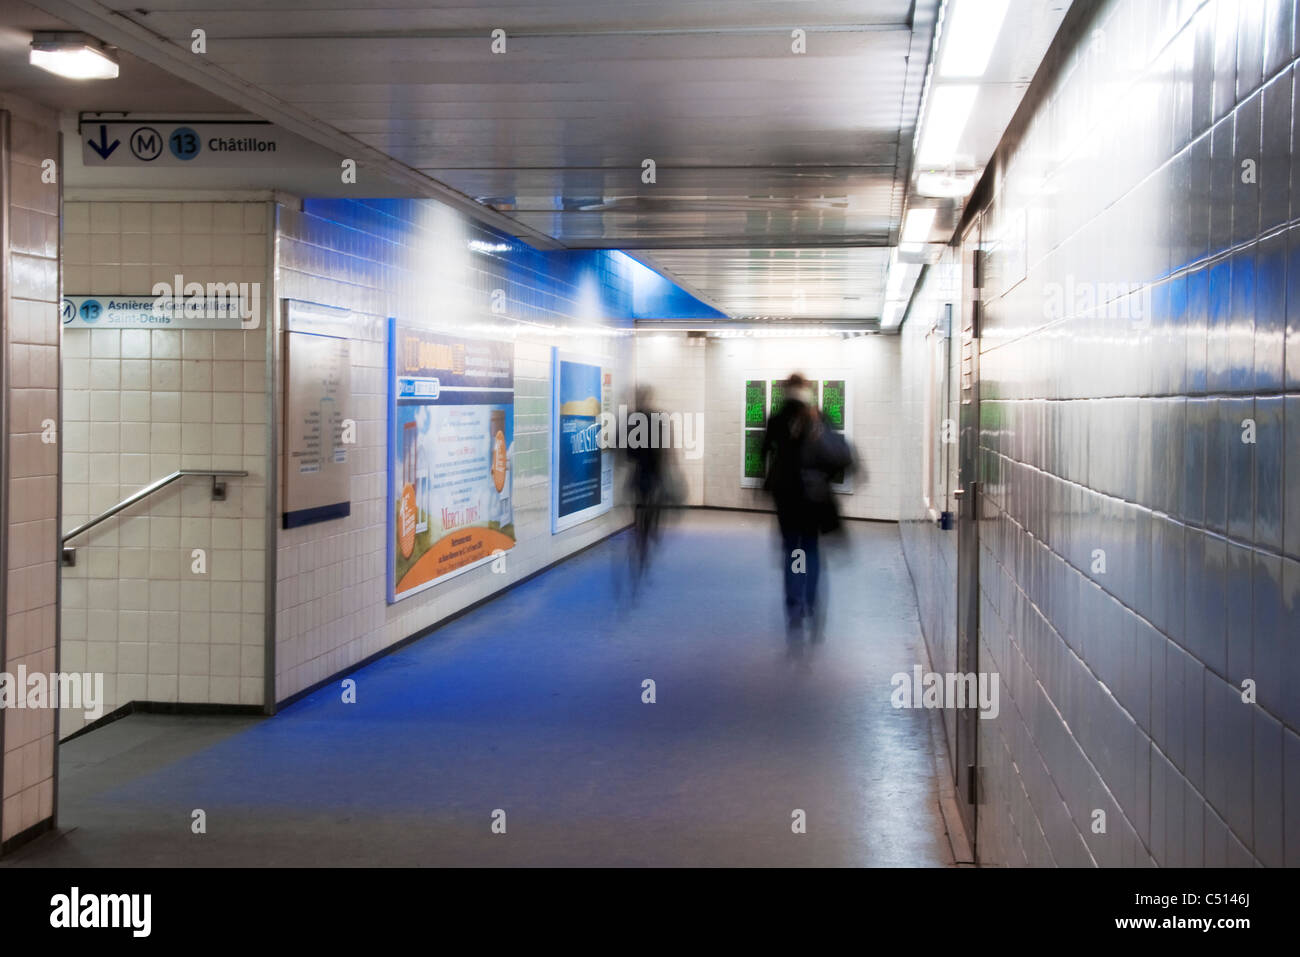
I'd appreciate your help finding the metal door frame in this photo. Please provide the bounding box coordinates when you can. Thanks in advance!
[953,215,983,849]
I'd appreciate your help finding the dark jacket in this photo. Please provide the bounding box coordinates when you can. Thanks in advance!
[762,399,852,536]
[624,407,682,506]
[625,426,665,504]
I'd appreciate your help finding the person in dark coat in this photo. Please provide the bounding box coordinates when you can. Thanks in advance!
[762,373,851,635]
[624,386,673,591]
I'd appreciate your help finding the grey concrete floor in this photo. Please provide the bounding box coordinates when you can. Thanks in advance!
[7,510,956,867]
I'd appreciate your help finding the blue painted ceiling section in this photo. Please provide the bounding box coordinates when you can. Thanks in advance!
[616,251,728,321]
[301,198,726,324]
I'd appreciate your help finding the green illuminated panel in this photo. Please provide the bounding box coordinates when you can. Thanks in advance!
[821,380,846,430]
[769,379,786,415]
[744,379,767,427]
[743,429,766,479]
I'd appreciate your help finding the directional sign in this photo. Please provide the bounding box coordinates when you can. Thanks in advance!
[85,124,120,160]
[80,121,326,167]
[62,295,248,329]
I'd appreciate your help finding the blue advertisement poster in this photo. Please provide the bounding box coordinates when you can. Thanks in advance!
[387,321,515,602]
[551,350,613,532]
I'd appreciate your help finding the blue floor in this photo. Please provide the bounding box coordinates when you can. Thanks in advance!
[10,510,954,866]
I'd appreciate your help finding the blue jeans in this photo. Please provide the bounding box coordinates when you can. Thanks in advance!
[782,531,820,622]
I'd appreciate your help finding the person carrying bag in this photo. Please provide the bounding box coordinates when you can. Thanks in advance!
[762,373,856,635]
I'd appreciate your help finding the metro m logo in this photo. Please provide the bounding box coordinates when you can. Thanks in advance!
[129,126,163,162]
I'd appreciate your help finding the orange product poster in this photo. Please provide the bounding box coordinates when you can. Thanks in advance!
[389,323,515,603]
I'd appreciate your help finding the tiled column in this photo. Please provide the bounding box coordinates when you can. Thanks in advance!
[0,97,61,850]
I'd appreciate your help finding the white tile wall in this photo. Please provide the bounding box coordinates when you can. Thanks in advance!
[273,199,636,702]
[637,334,903,521]
[633,333,706,505]
[1,100,60,843]
[59,201,271,736]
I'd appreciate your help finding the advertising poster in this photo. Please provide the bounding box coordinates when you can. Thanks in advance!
[551,350,614,532]
[387,321,515,602]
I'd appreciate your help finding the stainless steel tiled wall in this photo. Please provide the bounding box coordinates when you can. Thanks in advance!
[899,250,962,779]
[964,0,1299,866]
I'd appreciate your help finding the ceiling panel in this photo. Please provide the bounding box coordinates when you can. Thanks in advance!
[106,0,919,35]
[637,247,892,320]
[22,0,948,317]
[83,0,936,313]
[169,31,911,176]
[425,166,894,201]
[12,0,1072,319]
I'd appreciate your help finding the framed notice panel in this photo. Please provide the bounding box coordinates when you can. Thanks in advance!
[387,321,516,603]
[283,300,352,528]
[551,350,614,532]
[740,372,852,493]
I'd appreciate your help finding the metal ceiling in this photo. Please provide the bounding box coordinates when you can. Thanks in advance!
[641,247,894,322]
[14,0,1065,321]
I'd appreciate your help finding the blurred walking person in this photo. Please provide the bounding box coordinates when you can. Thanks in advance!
[622,385,681,596]
[762,373,852,639]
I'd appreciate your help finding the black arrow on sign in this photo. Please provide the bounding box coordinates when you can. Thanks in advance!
[87,125,120,160]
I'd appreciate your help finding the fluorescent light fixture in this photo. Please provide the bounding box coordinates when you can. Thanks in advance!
[880,302,907,329]
[468,240,511,254]
[702,325,869,338]
[885,262,918,301]
[916,84,978,167]
[916,170,977,198]
[29,32,119,80]
[939,0,1012,78]
[880,243,924,331]
[901,207,937,245]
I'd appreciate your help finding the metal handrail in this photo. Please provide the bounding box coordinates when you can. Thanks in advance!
[62,469,249,544]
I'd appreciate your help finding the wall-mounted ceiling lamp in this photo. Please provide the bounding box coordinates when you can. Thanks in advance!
[915,84,978,167]
[901,207,938,245]
[30,32,119,80]
[939,0,1012,78]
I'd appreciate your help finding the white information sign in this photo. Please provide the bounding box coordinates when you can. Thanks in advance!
[80,121,325,168]
[62,294,248,329]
